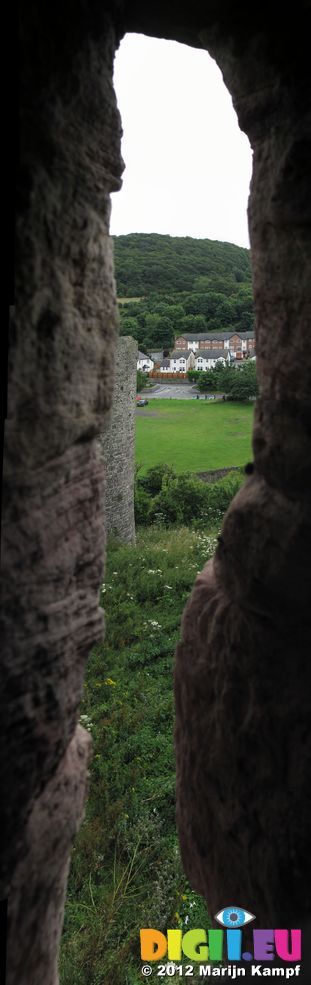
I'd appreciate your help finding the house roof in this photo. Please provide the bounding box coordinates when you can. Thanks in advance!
[159,358,171,368]
[195,350,226,360]
[177,331,254,342]
[170,349,193,360]
[138,350,151,360]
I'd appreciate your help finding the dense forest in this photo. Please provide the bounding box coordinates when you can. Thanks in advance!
[113,233,252,296]
[113,233,254,351]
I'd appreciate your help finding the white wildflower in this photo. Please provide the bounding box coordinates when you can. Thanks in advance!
[79,714,93,733]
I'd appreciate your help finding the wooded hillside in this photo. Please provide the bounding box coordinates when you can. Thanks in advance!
[113,233,252,296]
[113,233,254,351]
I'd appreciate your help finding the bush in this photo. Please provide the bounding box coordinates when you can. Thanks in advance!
[134,485,152,525]
[138,463,174,496]
[196,365,233,392]
[226,362,258,401]
[137,369,147,392]
[198,471,244,525]
[149,472,208,525]
[187,369,200,382]
[148,470,245,527]
[135,465,245,529]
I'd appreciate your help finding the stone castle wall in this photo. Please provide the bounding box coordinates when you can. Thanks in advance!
[98,335,137,544]
[3,3,311,982]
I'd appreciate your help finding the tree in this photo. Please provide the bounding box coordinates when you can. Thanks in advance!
[119,315,139,336]
[180,313,207,332]
[153,316,175,350]
[226,362,258,401]
[196,364,233,392]
[119,316,145,346]
[137,369,147,392]
[113,234,255,352]
[113,233,252,297]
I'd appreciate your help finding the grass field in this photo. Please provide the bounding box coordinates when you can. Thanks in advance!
[135,398,254,474]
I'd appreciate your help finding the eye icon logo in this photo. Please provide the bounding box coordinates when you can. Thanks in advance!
[215,906,256,928]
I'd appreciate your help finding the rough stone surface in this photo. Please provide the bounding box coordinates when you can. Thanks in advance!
[6,726,91,985]
[1,442,105,888]
[2,2,311,982]
[2,4,124,978]
[197,465,241,483]
[97,335,137,543]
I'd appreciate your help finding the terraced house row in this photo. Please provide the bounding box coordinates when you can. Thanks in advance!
[174,331,255,357]
[137,331,255,374]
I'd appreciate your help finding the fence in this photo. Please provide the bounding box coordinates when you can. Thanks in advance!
[148,371,188,381]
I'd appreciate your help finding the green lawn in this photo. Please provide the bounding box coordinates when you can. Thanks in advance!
[136,399,254,474]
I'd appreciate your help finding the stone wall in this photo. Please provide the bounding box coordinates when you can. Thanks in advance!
[2,2,311,982]
[98,335,137,544]
[197,465,242,483]
[2,6,124,982]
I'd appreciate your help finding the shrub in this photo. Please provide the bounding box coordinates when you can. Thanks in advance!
[226,364,258,401]
[199,471,244,524]
[148,470,244,527]
[187,369,200,382]
[138,463,175,496]
[149,472,208,525]
[137,368,147,391]
[134,485,152,525]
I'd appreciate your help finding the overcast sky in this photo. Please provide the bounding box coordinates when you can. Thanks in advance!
[110,34,252,248]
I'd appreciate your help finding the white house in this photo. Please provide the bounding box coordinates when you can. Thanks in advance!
[194,349,228,370]
[169,349,195,372]
[158,357,171,373]
[137,351,154,372]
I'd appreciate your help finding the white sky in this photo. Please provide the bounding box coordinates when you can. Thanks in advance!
[111,34,253,248]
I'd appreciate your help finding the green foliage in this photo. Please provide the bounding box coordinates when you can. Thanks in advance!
[149,472,208,525]
[115,234,254,352]
[155,317,175,350]
[135,465,244,528]
[150,470,244,527]
[114,233,252,297]
[120,316,147,348]
[133,484,151,525]
[226,361,258,401]
[60,525,221,984]
[143,312,175,349]
[179,313,207,333]
[187,369,200,382]
[138,463,174,497]
[193,361,258,399]
[136,369,146,392]
[120,316,140,337]
[196,364,233,392]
